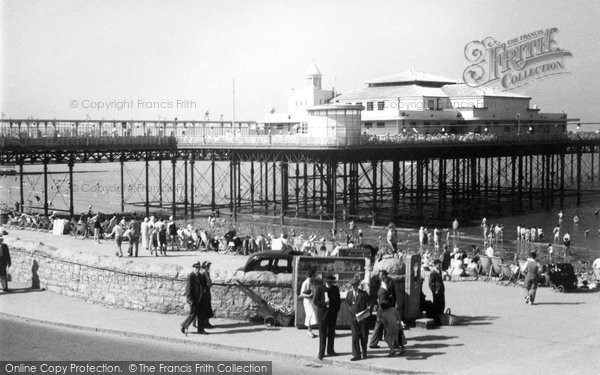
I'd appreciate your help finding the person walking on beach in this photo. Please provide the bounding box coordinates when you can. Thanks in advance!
[299,268,318,338]
[141,217,149,252]
[387,223,398,252]
[452,218,459,238]
[563,232,571,260]
[109,223,124,257]
[429,260,445,325]
[314,272,340,361]
[128,215,141,257]
[347,277,369,361]
[180,262,206,335]
[168,216,178,251]
[158,220,168,256]
[0,236,12,292]
[553,226,560,243]
[523,251,541,305]
[93,215,102,244]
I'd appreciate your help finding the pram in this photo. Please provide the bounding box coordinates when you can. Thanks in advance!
[235,280,294,327]
[547,263,577,292]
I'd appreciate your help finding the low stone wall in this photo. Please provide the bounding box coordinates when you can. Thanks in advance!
[7,239,293,320]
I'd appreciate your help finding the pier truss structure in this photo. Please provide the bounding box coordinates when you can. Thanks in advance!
[1,119,600,227]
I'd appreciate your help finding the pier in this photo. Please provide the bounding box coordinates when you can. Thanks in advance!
[2,119,600,227]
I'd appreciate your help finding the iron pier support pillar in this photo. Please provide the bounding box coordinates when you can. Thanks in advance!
[392,159,399,221]
[560,152,565,207]
[517,155,523,211]
[250,161,255,215]
[171,158,177,219]
[184,159,188,217]
[43,159,49,216]
[190,159,195,219]
[591,148,595,183]
[158,159,163,207]
[372,161,377,225]
[120,156,125,213]
[280,161,288,225]
[211,156,216,212]
[438,158,446,209]
[303,163,308,215]
[232,158,237,222]
[470,157,477,199]
[272,161,277,214]
[18,161,24,213]
[145,158,150,218]
[264,161,269,213]
[68,159,74,217]
[576,148,582,205]
[331,162,337,232]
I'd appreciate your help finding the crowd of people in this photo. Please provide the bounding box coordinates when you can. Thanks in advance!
[298,269,408,361]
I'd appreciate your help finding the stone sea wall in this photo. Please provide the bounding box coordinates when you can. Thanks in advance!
[7,239,294,320]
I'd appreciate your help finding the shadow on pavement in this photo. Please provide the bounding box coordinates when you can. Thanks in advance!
[409,335,458,342]
[533,301,584,305]
[403,341,465,360]
[458,315,499,326]
[1,287,46,294]
[209,326,279,335]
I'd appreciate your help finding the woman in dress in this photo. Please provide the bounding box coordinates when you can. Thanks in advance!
[299,268,318,338]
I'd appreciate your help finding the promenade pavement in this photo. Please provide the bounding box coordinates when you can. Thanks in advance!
[1,229,600,374]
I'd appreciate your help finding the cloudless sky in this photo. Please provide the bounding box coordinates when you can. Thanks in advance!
[1,0,599,122]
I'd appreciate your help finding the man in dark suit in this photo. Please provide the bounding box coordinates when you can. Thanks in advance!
[180,262,208,335]
[313,272,341,360]
[0,236,12,292]
[429,259,445,325]
[369,269,395,348]
[346,277,369,361]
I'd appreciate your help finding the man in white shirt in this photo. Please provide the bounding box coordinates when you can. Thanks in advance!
[485,245,494,258]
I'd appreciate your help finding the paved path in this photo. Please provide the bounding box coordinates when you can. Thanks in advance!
[2,277,599,374]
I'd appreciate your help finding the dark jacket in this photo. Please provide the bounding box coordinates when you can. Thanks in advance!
[314,284,341,324]
[429,269,445,295]
[185,271,203,304]
[377,286,394,311]
[346,288,368,319]
[0,243,11,277]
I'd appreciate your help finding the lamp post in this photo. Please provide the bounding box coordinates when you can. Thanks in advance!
[516,113,521,136]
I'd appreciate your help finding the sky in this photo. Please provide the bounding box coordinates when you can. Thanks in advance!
[1,0,599,123]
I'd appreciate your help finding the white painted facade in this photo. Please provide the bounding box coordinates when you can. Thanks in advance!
[306,104,363,145]
[334,70,570,135]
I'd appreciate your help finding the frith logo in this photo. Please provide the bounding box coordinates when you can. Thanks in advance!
[463,27,573,90]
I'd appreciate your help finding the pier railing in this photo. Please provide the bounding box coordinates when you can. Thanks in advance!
[0,135,176,150]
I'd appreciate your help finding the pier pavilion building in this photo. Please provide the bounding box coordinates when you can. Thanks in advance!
[332,70,569,136]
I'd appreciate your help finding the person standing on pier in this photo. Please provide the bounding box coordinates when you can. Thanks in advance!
[0,236,12,292]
